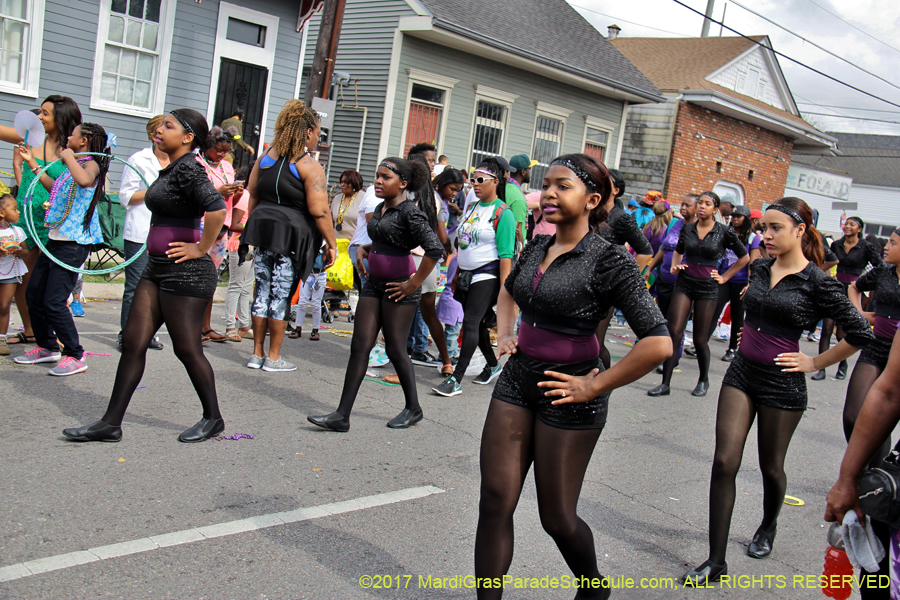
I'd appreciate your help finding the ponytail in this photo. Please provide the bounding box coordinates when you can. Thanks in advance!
[407,153,438,230]
[772,197,825,268]
[79,122,111,232]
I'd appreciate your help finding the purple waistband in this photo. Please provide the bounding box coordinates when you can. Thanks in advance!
[835,271,859,284]
[517,321,600,365]
[739,324,799,365]
[147,226,201,255]
[368,251,415,280]
[684,263,715,279]
[874,315,899,340]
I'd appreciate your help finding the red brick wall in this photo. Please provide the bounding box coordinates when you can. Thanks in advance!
[664,102,793,210]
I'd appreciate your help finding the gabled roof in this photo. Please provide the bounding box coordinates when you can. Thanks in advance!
[794,133,900,187]
[400,0,663,103]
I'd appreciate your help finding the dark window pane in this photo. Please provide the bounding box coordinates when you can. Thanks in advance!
[128,0,142,19]
[111,0,126,14]
[476,100,504,122]
[144,0,160,22]
[585,127,607,145]
[411,83,443,105]
[226,18,266,47]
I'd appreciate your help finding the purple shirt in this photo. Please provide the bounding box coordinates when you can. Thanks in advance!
[660,219,685,285]
[721,233,760,284]
[436,256,465,325]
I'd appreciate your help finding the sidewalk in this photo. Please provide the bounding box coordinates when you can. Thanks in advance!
[82,282,228,303]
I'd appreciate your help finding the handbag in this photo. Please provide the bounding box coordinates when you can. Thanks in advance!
[326,239,354,291]
[857,439,900,527]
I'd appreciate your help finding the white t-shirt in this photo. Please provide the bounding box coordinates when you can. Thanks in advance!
[457,200,501,283]
[0,225,28,279]
[411,190,446,257]
[349,185,380,247]
[119,146,163,243]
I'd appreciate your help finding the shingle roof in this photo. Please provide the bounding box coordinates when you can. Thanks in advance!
[416,0,662,101]
[793,133,900,187]
[610,36,813,130]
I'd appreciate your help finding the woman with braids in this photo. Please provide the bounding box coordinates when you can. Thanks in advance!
[432,157,516,397]
[196,126,244,343]
[7,95,81,347]
[307,157,442,432]
[62,110,228,443]
[474,154,671,600]
[648,191,749,397]
[13,122,110,376]
[240,99,337,373]
[812,215,884,381]
[683,198,873,585]
[592,168,653,371]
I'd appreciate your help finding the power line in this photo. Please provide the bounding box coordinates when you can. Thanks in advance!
[801,111,900,125]
[668,0,900,111]
[729,0,900,94]
[802,0,900,57]
[796,102,900,114]
[568,3,690,37]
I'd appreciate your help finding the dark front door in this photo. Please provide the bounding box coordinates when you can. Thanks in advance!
[213,58,268,173]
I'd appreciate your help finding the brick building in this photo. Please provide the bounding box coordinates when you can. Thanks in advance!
[610,35,835,209]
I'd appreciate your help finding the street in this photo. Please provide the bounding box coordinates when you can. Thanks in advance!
[0,297,876,599]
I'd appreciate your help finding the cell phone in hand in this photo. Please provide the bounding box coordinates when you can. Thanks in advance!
[234,180,244,186]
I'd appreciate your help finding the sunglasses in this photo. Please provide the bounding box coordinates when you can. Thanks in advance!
[469,175,496,185]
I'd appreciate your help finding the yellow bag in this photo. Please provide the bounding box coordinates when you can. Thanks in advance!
[326,238,354,291]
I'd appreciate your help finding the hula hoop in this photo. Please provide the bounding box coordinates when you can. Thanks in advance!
[22,152,148,275]
[783,495,805,507]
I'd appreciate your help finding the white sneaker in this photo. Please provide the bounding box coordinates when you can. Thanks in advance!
[262,357,297,372]
[246,354,265,369]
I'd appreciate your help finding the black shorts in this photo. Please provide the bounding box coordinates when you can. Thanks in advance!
[142,254,218,299]
[360,275,421,305]
[722,352,808,411]
[675,273,719,301]
[858,334,893,370]
[493,352,608,430]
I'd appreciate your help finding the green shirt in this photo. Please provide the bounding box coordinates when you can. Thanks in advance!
[504,181,527,242]
[17,158,66,249]
[221,117,251,152]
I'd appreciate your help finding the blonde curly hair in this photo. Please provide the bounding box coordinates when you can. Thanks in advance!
[271,99,320,159]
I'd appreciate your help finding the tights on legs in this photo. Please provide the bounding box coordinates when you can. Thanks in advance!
[335,295,419,418]
[660,291,717,385]
[818,318,846,358]
[594,308,614,370]
[454,278,500,381]
[706,387,802,564]
[419,291,452,366]
[102,281,221,426]
[474,399,605,599]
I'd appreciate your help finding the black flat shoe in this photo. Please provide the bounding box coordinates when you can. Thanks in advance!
[811,369,826,381]
[387,408,423,429]
[747,524,777,558]
[647,384,670,397]
[574,576,611,600]
[835,361,848,380]
[691,380,709,397]
[62,420,122,443]
[722,349,736,362]
[307,412,350,432]
[655,364,664,374]
[683,560,727,586]
[178,418,225,443]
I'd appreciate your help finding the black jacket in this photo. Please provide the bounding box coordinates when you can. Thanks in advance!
[832,237,883,275]
[676,221,747,267]
[368,199,443,259]
[856,265,900,320]
[596,206,653,255]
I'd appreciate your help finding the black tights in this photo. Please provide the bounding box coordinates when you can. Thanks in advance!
[660,291,717,385]
[706,386,803,564]
[474,399,605,599]
[453,278,500,381]
[594,308,614,370]
[708,281,744,351]
[336,295,419,417]
[818,318,846,365]
[102,280,220,427]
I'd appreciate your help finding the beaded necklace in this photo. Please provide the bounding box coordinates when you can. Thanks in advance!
[199,155,230,187]
[44,157,93,228]
[335,192,354,228]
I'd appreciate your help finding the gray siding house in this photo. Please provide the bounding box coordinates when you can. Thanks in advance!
[301,0,663,186]
[0,0,313,190]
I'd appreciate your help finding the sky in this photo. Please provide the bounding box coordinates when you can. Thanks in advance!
[567,0,900,135]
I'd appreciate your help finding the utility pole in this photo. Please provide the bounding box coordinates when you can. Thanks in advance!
[700,0,715,37]
[304,0,346,104]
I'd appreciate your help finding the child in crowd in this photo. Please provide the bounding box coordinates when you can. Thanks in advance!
[0,194,27,356]
[436,253,464,362]
[289,244,327,341]
[14,123,110,375]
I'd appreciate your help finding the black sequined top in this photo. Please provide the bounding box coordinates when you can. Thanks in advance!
[596,206,653,255]
[144,153,226,224]
[368,199,443,259]
[506,232,668,337]
[832,237,883,275]
[743,258,873,347]
[856,265,900,320]
[676,221,747,267]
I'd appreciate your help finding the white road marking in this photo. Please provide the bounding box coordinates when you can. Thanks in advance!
[0,485,445,583]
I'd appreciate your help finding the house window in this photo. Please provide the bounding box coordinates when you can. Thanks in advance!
[226,17,266,47]
[470,100,508,168]
[90,0,175,117]
[531,116,563,185]
[0,0,45,97]
[404,84,444,157]
[583,127,608,161]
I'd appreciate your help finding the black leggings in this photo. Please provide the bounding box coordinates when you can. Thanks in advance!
[474,398,606,599]
[453,278,500,381]
[706,386,803,564]
[708,281,745,351]
[102,280,221,427]
[659,290,717,385]
[335,295,419,417]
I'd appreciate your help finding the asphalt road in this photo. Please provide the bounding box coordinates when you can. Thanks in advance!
[0,298,879,599]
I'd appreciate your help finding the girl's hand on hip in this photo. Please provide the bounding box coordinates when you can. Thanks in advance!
[540,369,602,405]
[386,278,417,302]
[166,242,205,263]
[773,352,815,373]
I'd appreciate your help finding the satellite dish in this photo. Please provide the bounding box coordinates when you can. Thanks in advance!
[14,110,45,147]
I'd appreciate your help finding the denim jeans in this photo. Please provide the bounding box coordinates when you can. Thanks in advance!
[406,307,429,353]
[349,243,368,290]
[225,249,254,329]
[121,239,150,331]
[444,321,462,358]
[26,240,91,359]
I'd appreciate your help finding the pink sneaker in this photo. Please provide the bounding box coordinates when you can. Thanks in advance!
[48,356,88,377]
[14,346,61,365]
